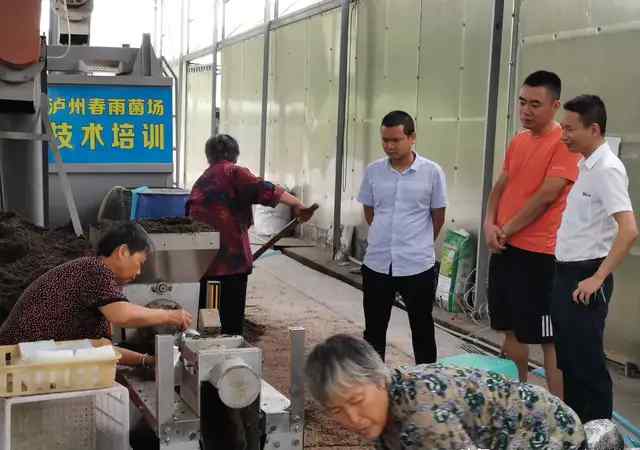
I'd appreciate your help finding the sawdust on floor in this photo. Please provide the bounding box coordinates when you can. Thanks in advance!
[243,281,414,450]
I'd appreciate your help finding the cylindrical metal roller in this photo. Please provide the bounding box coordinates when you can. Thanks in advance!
[209,357,261,409]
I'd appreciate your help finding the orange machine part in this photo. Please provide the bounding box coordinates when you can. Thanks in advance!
[0,0,42,67]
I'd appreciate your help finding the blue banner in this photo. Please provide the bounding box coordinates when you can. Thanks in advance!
[47,84,173,164]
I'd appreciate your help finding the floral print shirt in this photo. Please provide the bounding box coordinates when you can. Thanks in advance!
[377,364,586,450]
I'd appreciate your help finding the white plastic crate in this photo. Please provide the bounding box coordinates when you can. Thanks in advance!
[0,383,129,450]
[0,339,120,397]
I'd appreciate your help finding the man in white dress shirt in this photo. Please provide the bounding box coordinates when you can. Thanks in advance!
[553,95,638,422]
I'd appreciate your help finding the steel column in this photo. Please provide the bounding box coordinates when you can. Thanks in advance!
[161,56,181,186]
[41,40,50,227]
[332,0,350,259]
[505,0,522,142]
[41,94,83,236]
[179,0,187,187]
[211,0,219,135]
[259,0,272,178]
[476,0,505,312]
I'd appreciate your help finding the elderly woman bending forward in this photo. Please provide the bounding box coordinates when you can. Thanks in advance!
[305,335,586,450]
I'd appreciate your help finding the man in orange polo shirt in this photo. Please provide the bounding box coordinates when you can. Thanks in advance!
[484,71,580,398]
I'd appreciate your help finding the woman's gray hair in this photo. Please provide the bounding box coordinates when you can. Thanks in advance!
[305,334,390,406]
[205,134,240,164]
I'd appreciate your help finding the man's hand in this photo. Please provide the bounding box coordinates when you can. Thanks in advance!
[293,203,319,223]
[484,222,506,253]
[500,222,513,243]
[497,226,508,247]
[572,275,605,305]
[168,309,193,331]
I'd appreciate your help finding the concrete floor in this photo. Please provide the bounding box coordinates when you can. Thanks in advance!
[251,251,467,362]
[251,245,640,435]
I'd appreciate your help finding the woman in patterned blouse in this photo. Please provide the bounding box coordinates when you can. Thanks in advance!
[0,223,193,368]
[305,334,587,450]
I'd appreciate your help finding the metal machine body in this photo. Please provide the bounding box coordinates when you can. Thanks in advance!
[46,35,174,228]
[1,1,174,229]
[0,21,47,226]
[118,228,304,450]
[120,329,305,450]
[51,0,94,46]
[121,283,200,342]
[117,231,219,344]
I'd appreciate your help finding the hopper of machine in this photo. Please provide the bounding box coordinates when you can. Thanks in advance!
[119,230,220,344]
[134,231,220,285]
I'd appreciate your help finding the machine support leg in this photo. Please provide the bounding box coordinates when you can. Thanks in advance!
[156,334,176,446]
[288,327,305,434]
[40,93,83,236]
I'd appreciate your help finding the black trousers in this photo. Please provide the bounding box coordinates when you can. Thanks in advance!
[199,273,249,335]
[361,264,437,364]
[551,259,614,423]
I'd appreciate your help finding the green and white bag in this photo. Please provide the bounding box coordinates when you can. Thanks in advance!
[436,229,476,313]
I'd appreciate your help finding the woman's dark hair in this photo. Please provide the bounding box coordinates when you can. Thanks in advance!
[205,134,240,164]
[97,222,152,257]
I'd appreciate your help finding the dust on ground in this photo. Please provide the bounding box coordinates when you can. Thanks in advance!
[244,278,413,450]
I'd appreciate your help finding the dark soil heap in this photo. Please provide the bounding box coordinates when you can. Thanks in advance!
[0,215,215,325]
[98,217,216,234]
[138,217,215,234]
[0,212,93,324]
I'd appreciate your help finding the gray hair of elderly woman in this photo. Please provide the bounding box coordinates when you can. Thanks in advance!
[305,334,391,406]
[205,134,240,164]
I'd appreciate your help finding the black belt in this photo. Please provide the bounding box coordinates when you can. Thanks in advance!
[555,257,604,267]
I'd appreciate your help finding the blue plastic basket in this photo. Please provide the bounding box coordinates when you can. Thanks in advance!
[130,187,190,220]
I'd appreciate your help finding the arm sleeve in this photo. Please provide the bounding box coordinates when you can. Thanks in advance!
[502,140,515,175]
[431,165,448,209]
[546,142,580,182]
[599,166,633,216]
[234,166,285,207]
[357,167,374,206]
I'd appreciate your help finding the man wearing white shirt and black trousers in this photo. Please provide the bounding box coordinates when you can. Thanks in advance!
[357,111,447,364]
[553,95,638,422]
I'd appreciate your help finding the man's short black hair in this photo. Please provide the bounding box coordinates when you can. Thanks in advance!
[97,222,152,257]
[564,95,607,135]
[523,70,562,100]
[381,111,415,136]
[205,134,240,164]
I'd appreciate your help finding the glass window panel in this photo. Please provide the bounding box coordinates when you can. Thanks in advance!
[277,0,322,18]
[40,0,50,36]
[91,0,155,47]
[188,0,214,52]
[162,0,183,62]
[224,0,265,38]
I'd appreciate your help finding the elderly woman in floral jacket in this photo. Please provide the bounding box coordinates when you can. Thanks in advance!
[305,334,586,450]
